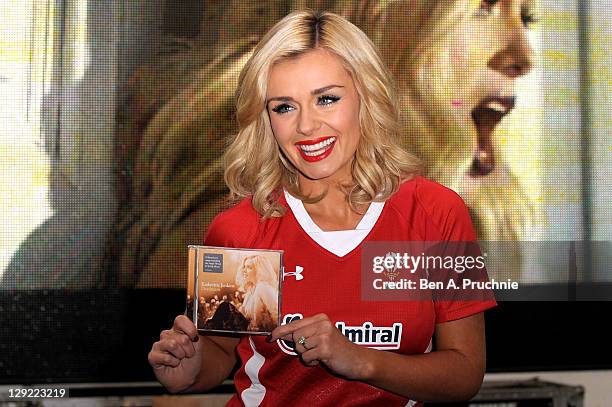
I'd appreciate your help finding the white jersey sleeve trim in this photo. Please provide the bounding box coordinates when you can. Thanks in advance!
[240,337,267,407]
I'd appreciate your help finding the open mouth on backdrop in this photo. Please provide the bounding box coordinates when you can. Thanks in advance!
[295,136,337,163]
[469,96,515,177]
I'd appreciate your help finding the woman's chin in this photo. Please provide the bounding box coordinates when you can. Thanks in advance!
[418,145,476,181]
[297,164,351,184]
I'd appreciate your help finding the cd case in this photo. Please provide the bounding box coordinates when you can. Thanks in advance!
[186,245,283,335]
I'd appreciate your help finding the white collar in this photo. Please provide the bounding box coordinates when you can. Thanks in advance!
[283,189,385,257]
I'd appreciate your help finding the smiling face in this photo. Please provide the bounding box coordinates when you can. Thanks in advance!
[266,49,361,185]
[417,0,536,177]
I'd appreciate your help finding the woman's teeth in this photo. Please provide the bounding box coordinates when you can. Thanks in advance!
[298,137,336,155]
[486,101,510,114]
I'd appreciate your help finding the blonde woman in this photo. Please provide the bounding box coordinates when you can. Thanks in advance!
[382,0,537,278]
[148,10,496,406]
[111,1,306,288]
[235,255,279,331]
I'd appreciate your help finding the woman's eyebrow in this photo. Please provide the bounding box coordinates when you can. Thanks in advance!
[312,84,344,94]
[266,84,344,104]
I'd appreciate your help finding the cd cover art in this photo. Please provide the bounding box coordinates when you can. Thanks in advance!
[186,245,283,335]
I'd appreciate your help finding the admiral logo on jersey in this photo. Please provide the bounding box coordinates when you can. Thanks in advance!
[277,314,304,355]
[336,321,402,350]
[277,314,403,355]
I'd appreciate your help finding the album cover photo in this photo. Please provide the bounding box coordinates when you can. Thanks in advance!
[187,245,283,335]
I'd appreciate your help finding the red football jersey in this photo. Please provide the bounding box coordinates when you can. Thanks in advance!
[204,176,497,406]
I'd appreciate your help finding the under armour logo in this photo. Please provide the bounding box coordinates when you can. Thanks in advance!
[283,265,304,281]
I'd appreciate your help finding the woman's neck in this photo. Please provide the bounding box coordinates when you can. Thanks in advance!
[296,176,369,231]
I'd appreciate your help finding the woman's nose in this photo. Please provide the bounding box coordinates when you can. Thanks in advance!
[297,105,321,135]
[488,25,534,79]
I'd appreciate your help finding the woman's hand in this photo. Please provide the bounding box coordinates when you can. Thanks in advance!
[269,313,372,380]
[148,315,203,393]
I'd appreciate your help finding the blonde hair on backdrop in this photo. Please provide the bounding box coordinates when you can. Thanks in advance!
[382,0,534,246]
[235,255,278,292]
[224,9,421,218]
[375,1,537,284]
[382,1,479,184]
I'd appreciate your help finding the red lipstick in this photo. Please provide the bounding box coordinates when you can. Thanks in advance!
[295,136,336,163]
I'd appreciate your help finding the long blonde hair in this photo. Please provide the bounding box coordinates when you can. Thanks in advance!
[380,2,534,283]
[382,1,474,183]
[224,9,421,218]
[236,255,278,291]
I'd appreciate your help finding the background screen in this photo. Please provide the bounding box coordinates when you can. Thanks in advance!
[0,0,610,383]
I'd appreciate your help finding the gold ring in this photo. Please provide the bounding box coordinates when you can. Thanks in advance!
[297,335,308,349]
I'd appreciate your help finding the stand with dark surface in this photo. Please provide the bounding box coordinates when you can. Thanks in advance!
[427,378,584,407]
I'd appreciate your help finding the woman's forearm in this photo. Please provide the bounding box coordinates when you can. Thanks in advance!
[357,347,484,402]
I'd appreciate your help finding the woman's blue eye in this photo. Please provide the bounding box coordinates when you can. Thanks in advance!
[271,104,294,114]
[318,95,341,105]
[271,95,340,114]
